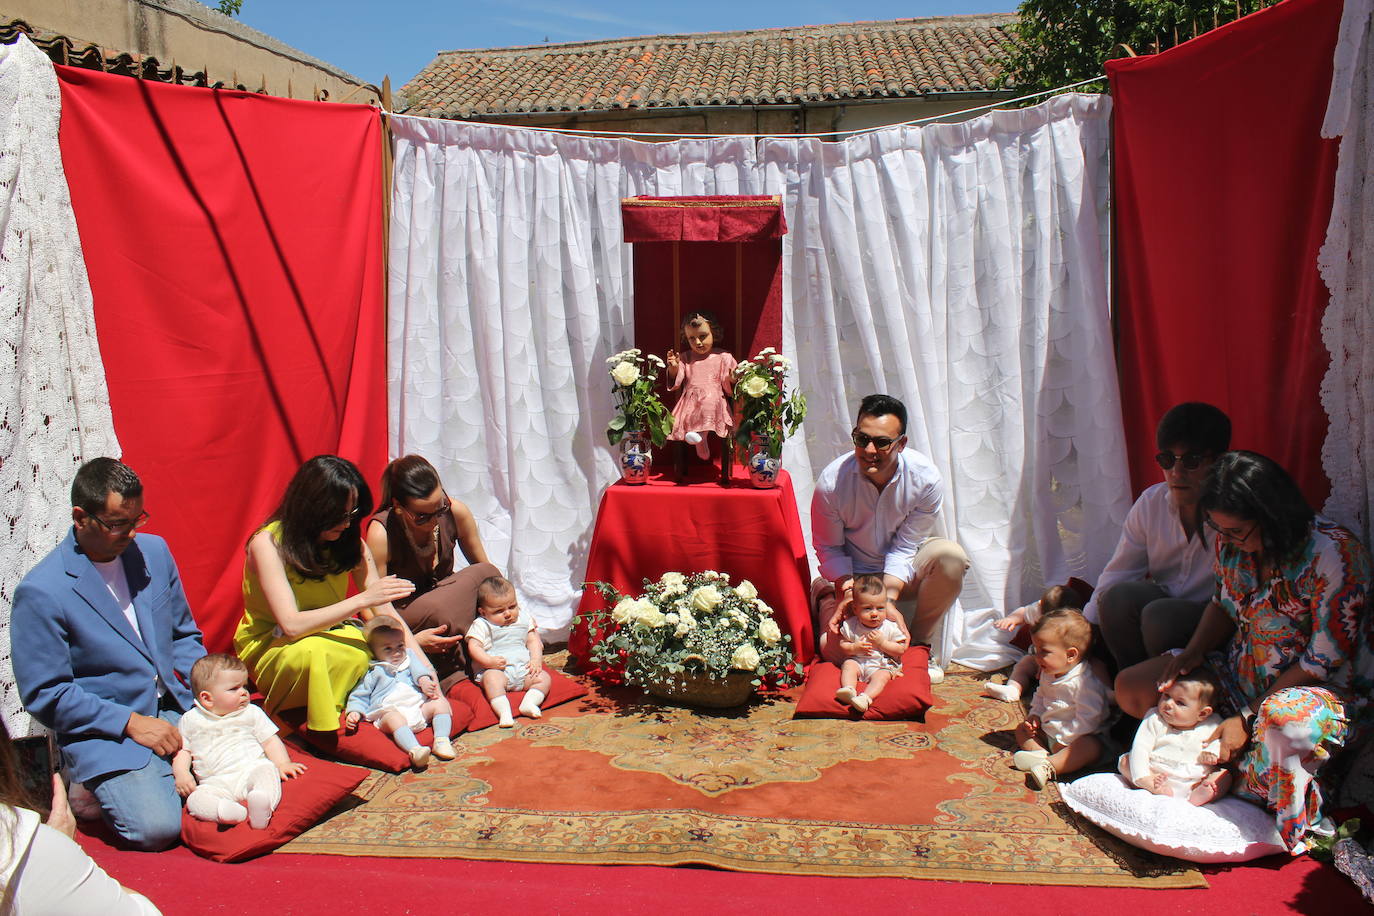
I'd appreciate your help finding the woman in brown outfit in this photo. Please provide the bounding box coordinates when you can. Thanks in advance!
[365,455,501,689]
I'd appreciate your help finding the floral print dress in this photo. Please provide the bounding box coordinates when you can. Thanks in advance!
[1208,517,1374,852]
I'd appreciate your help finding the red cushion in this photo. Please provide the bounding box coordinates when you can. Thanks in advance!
[284,704,475,773]
[180,743,366,863]
[449,668,587,731]
[792,645,933,721]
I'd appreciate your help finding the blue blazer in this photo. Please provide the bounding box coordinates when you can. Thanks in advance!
[11,530,205,783]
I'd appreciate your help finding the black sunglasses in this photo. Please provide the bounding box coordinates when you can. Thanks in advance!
[852,430,901,452]
[1154,451,1209,471]
[336,505,362,526]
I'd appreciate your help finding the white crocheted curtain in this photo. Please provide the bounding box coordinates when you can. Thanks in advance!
[0,36,122,737]
[388,92,1131,667]
[1320,0,1374,547]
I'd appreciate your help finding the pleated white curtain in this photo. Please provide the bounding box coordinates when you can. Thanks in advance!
[387,93,1130,663]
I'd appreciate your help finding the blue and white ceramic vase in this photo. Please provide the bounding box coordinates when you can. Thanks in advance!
[619,430,653,484]
[746,432,781,489]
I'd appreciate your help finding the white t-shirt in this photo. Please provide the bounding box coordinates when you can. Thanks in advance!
[92,558,162,697]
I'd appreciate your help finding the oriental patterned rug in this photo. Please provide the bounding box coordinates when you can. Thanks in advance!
[283,658,1203,887]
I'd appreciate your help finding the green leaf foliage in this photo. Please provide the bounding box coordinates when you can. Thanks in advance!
[999,0,1280,95]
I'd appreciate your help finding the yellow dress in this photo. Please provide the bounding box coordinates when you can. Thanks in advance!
[233,521,370,731]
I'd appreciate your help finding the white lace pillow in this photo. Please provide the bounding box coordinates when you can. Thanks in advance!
[1060,772,1286,863]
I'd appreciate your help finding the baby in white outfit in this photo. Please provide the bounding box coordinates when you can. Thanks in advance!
[1119,669,1230,805]
[833,573,909,713]
[466,576,552,727]
[174,654,306,829]
[1010,608,1113,789]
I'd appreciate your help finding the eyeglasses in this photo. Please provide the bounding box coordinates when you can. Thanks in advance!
[335,505,362,527]
[1154,451,1210,471]
[90,511,150,534]
[852,430,902,452]
[404,500,450,526]
[1204,516,1257,543]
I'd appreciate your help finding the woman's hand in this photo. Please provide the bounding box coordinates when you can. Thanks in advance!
[1207,715,1252,765]
[1155,648,1204,692]
[46,773,76,839]
[359,575,415,609]
[414,623,463,655]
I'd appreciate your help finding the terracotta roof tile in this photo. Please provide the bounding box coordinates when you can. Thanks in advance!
[401,14,1016,118]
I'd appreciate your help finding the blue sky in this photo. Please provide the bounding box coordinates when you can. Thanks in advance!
[236,0,1014,87]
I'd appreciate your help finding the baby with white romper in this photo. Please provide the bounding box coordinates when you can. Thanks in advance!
[174,653,306,828]
[465,576,552,727]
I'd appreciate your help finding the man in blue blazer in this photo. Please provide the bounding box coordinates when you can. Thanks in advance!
[12,458,205,850]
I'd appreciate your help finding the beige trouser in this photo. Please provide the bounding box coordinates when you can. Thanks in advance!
[813,538,970,664]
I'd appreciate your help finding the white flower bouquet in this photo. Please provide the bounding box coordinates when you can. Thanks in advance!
[605,348,674,446]
[578,571,802,698]
[733,348,807,459]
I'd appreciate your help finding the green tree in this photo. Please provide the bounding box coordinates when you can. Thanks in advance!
[1000,0,1280,94]
[216,0,243,16]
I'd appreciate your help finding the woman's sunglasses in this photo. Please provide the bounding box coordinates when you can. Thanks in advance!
[405,500,450,525]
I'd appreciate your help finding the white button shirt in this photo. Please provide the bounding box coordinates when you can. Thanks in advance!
[1080,481,1214,624]
[811,449,945,583]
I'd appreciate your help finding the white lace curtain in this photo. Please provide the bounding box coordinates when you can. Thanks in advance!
[0,36,122,737]
[1320,0,1374,548]
[388,93,1131,664]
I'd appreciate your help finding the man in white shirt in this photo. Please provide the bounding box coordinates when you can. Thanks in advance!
[810,394,969,682]
[1093,402,1231,670]
[13,458,205,850]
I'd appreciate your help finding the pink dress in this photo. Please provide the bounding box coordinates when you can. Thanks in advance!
[669,348,737,441]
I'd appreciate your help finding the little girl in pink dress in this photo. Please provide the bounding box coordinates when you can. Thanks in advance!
[666,312,736,468]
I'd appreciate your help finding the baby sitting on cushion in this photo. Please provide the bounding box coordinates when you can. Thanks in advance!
[1119,669,1230,805]
[174,654,306,829]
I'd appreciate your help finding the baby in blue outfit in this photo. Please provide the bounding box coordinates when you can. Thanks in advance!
[466,576,551,727]
[345,615,456,769]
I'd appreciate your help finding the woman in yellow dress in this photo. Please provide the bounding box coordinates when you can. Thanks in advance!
[234,455,416,732]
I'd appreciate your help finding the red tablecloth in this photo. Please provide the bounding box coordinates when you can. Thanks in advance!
[569,465,815,668]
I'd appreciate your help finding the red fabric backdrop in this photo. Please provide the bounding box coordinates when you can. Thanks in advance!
[56,67,387,652]
[1107,0,1341,503]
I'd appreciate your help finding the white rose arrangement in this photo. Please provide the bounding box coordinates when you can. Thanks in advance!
[732,347,807,459]
[579,570,801,695]
[606,348,673,447]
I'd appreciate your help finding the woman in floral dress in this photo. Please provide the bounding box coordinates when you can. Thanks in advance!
[1116,450,1373,852]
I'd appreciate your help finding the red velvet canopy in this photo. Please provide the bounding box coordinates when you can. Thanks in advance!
[622,195,787,367]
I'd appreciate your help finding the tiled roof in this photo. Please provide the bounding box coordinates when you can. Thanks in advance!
[402,14,1017,118]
